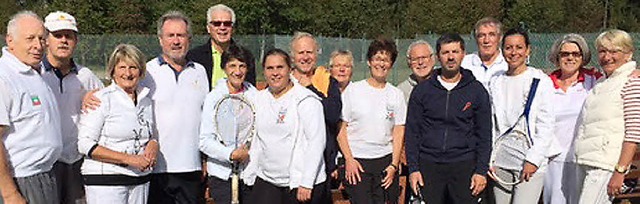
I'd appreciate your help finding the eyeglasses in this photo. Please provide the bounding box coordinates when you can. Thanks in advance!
[598,48,626,55]
[209,21,233,27]
[372,57,392,64]
[559,51,582,58]
[409,55,433,63]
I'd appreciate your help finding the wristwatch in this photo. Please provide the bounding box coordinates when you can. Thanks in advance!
[615,164,630,174]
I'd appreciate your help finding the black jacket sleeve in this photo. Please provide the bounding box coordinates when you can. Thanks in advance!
[473,84,492,175]
[405,83,424,174]
[307,77,342,173]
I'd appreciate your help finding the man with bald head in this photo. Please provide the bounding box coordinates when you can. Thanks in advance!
[0,11,62,204]
[289,31,342,203]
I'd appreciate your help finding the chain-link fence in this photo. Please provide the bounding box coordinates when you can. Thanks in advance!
[3,33,639,85]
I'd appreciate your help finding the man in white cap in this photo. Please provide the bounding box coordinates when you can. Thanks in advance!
[0,10,62,204]
[42,11,103,204]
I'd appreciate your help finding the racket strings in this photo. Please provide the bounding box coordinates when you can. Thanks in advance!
[214,96,255,148]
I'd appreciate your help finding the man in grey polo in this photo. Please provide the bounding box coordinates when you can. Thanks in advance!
[0,11,62,204]
[41,11,103,204]
[398,40,436,102]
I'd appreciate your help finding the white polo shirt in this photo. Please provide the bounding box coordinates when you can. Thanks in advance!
[41,58,103,164]
[341,80,407,159]
[0,47,62,178]
[461,52,508,89]
[142,56,208,173]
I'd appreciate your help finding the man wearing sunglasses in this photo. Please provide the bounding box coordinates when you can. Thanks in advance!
[187,4,256,89]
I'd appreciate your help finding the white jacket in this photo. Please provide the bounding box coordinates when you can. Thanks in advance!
[251,83,327,189]
[199,78,258,183]
[489,67,562,168]
[575,61,637,171]
[78,84,155,177]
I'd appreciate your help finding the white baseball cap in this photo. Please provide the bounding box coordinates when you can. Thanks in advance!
[44,11,78,32]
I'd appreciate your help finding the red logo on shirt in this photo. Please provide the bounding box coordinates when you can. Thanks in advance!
[31,95,41,106]
[462,102,472,111]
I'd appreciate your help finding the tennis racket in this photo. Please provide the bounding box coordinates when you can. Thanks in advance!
[489,128,532,186]
[213,94,256,204]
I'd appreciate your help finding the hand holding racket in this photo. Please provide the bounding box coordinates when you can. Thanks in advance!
[213,94,255,204]
[229,144,250,163]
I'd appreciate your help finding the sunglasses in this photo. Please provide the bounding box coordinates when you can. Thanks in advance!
[209,21,233,27]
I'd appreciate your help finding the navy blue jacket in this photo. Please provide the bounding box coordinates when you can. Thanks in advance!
[405,68,491,175]
[306,77,342,174]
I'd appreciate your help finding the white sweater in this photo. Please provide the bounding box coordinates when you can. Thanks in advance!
[78,84,154,177]
[251,83,327,189]
[489,67,562,167]
[575,61,637,171]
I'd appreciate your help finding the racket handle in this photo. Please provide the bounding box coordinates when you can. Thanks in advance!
[231,174,240,204]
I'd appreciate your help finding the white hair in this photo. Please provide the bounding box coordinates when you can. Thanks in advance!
[406,40,433,58]
[206,4,236,23]
[7,10,42,38]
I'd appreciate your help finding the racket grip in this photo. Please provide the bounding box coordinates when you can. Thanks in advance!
[231,174,240,204]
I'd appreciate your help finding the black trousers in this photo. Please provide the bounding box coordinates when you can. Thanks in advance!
[345,154,398,204]
[249,177,327,204]
[148,171,205,204]
[420,159,477,204]
[208,176,252,204]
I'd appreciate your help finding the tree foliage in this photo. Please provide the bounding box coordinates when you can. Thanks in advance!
[0,0,639,38]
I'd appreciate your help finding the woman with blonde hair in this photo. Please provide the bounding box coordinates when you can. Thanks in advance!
[575,29,636,203]
[77,44,158,204]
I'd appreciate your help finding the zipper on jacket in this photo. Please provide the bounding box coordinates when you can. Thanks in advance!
[443,90,450,151]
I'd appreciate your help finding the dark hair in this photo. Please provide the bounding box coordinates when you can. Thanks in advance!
[261,48,291,69]
[221,45,250,69]
[502,27,530,47]
[366,37,398,64]
[436,33,465,54]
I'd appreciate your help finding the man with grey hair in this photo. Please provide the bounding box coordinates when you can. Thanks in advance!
[41,11,103,204]
[461,17,508,88]
[398,40,436,102]
[187,4,256,88]
[0,11,62,204]
[144,10,208,204]
[289,31,342,203]
[82,10,208,204]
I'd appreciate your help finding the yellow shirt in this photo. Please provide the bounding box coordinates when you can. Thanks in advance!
[311,66,331,97]
[211,46,226,88]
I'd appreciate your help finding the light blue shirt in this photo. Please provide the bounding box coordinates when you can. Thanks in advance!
[199,78,258,182]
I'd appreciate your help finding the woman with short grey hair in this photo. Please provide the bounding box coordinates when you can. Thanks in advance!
[543,33,602,204]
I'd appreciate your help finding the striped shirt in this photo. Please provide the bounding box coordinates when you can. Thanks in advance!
[623,77,640,143]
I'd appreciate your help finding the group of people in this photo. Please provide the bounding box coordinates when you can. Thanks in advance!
[0,4,638,204]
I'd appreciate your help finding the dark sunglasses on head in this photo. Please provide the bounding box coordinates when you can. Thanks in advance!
[210,21,233,27]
